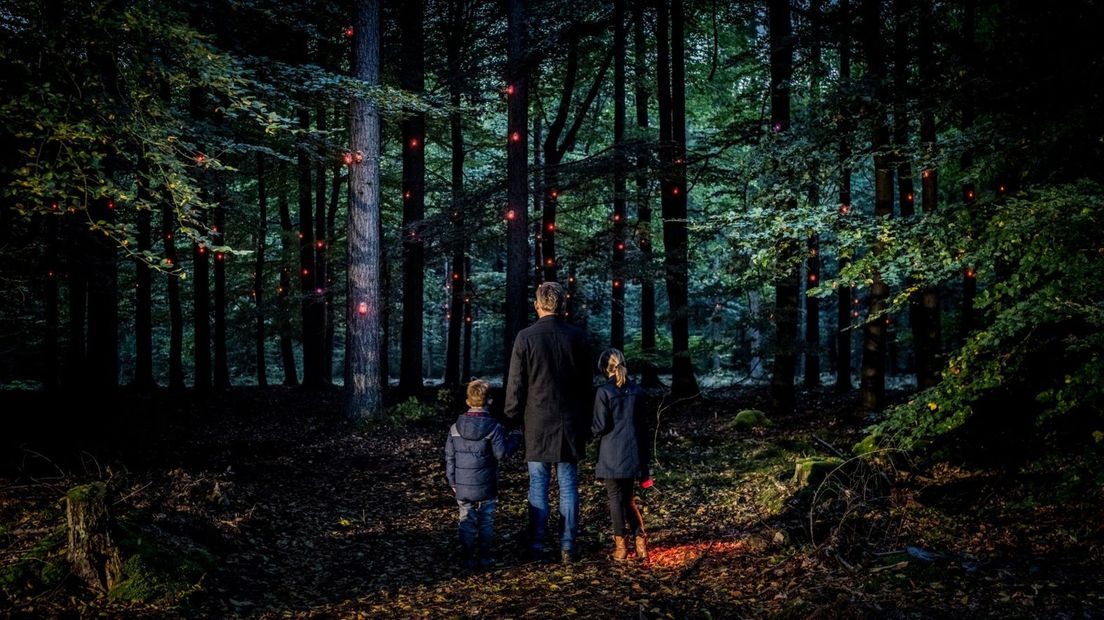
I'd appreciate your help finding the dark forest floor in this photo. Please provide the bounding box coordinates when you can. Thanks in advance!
[1,385,1103,618]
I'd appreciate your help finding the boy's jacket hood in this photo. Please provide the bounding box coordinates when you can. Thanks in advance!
[454,412,497,441]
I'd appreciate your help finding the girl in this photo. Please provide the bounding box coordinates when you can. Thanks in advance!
[591,348,651,561]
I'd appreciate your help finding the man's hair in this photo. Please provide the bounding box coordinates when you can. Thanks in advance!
[466,378,490,407]
[535,281,565,314]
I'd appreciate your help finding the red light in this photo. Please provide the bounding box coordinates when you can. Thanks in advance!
[546,222,555,232]
[965,268,975,279]
[550,189,558,198]
[343,152,354,166]
[166,258,174,266]
[885,318,892,325]
[506,84,515,95]
[107,200,115,209]
[404,191,411,200]
[166,233,173,240]
[465,316,472,323]
[358,301,368,315]
[216,252,224,261]
[966,191,975,200]
[613,213,621,221]
[198,246,206,254]
[852,310,859,317]
[315,287,322,294]
[642,478,654,489]
[613,279,623,288]
[998,184,1006,193]
[545,258,553,266]
[506,209,516,221]
[212,226,219,233]
[616,242,625,251]
[316,240,324,249]
[906,193,913,202]
[302,268,309,276]
[298,232,304,239]
[839,204,850,214]
[510,131,520,142]
[195,153,205,164]
[808,274,817,283]
[344,26,354,38]
[672,187,680,195]
[772,122,782,132]
[68,207,76,213]
[853,298,859,305]
[922,170,931,178]
[452,272,460,280]
[568,277,576,284]
[47,270,55,278]
[409,137,419,148]
[51,202,58,211]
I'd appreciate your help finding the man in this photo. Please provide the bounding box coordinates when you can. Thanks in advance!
[504,281,592,563]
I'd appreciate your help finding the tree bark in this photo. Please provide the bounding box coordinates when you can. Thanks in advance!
[87,195,118,390]
[347,0,384,420]
[66,483,121,592]
[835,0,854,393]
[255,154,269,387]
[445,0,466,388]
[64,211,87,389]
[612,0,627,350]
[505,0,530,373]
[769,0,798,413]
[277,163,300,386]
[44,208,60,390]
[315,104,331,386]
[298,102,324,387]
[960,0,977,338]
[859,0,892,412]
[634,1,657,355]
[162,203,185,391]
[134,198,154,390]
[915,0,942,388]
[804,0,824,389]
[399,0,426,398]
[213,184,230,390]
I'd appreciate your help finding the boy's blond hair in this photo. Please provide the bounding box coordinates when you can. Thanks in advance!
[466,378,491,408]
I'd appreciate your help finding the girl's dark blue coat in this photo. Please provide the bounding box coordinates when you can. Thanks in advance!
[591,379,650,480]
[445,411,518,502]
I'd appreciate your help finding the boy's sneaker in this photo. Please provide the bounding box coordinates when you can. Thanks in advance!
[560,549,575,565]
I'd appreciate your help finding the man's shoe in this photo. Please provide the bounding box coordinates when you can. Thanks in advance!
[561,549,575,565]
[612,535,629,561]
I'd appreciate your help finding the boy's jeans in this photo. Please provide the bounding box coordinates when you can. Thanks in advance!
[457,497,496,563]
[527,461,579,553]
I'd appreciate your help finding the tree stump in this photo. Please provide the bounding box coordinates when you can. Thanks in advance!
[66,482,122,591]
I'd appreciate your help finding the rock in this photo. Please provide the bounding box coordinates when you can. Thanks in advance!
[730,409,771,431]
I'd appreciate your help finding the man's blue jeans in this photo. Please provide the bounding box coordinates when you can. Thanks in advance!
[527,461,579,553]
[457,497,496,563]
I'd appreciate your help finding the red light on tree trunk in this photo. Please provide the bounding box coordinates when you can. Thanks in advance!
[344,26,354,38]
[195,153,206,165]
[672,187,680,196]
[506,84,515,95]
[510,131,520,142]
[839,204,850,214]
[358,301,368,315]
[342,152,354,166]
[505,209,516,221]
[546,222,555,232]
[409,138,419,149]
[302,268,309,276]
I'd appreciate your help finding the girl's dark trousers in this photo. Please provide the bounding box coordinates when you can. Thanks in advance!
[603,478,643,535]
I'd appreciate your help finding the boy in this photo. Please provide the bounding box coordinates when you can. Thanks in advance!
[445,379,520,569]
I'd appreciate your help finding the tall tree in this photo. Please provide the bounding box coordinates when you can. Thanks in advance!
[859,0,893,411]
[960,0,977,337]
[298,97,324,387]
[633,0,657,357]
[43,207,59,391]
[213,182,230,389]
[656,0,699,397]
[347,0,384,420]
[768,0,798,412]
[399,0,426,397]
[834,0,855,392]
[315,104,331,385]
[134,187,154,390]
[504,0,529,370]
[162,203,185,391]
[914,0,942,388]
[277,164,300,386]
[611,0,627,350]
[444,0,466,388]
[254,154,269,387]
[803,0,825,389]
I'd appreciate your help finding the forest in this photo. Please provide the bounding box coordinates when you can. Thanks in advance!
[1,0,1102,616]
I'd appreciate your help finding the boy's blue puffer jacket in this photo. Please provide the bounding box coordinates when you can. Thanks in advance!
[445,411,519,502]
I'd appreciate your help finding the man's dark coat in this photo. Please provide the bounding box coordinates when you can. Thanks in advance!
[504,315,592,462]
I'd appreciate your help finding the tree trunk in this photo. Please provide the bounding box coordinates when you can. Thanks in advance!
[44,208,60,390]
[804,0,824,389]
[505,0,530,373]
[213,186,230,390]
[399,0,426,398]
[444,0,466,387]
[347,0,384,420]
[859,0,892,412]
[64,212,87,389]
[86,196,118,389]
[326,130,342,385]
[163,203,185,391]
[66,482,121,592]
[255,154,269,387]
[298,102,323,388]
[835,0,854,393]
[134,197,154,390]
[463,257,474,381]
[315,104,331,386]
[960,0,977,338]
[634,1,657,355]
[277,163,300,386]
[612,0,627,351]
[769,0,798,413]
[915,0,942,388]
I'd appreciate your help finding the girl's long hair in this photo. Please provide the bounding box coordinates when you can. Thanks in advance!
[602,348,628,388]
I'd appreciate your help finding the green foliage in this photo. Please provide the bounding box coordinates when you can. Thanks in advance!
[725,409,771,431]
[0,526,66,598]
[389,397,437,424]
[862,182,1104,450]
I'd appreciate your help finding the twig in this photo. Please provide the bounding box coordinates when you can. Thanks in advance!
[20,448,67,482]
[869,560,908,573]
[114,481,154,505]
[4,527,55,536]
[812,434,846,458]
